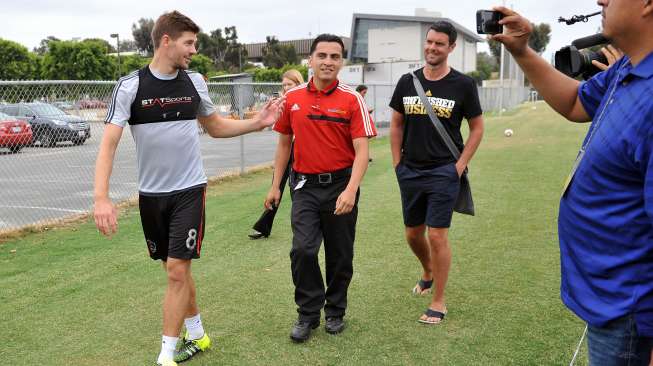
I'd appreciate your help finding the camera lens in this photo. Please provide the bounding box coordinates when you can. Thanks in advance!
[580,50,608,78]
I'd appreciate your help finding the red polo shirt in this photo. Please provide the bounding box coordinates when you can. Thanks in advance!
[274,78,377,174]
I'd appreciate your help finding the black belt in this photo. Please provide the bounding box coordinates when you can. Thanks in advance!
[294,167,352,185]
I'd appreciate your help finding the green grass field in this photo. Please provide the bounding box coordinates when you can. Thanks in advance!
[0,102,592,365]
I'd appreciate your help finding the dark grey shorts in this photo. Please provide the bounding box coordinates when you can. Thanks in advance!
[138,185,206,261]
[395,162,460,228]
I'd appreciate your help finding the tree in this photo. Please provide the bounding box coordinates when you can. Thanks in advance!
[476,51,497,80]
[488,22,551,63]
[196,26,246,73]
[262,36,300,69]
[83,38,116,53]
[132,18,155,56]
[197,29,228,68]
[121,54,150,75]
[223,26,248,72]
[189,54,215,76]
[252,64,308,82]
[41,40,114,80]
[468,52,497,86]
[0,38,40,80]
[488,39,501,65]
[197,31,218,60]
[33,36,60,56]
[529,23,551,55]
[118,39,138,52]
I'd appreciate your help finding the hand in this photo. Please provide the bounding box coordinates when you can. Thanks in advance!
[264,187,281,210]
[489,6,534,58]
[94,197,117,237]
[256,96,286,129]
[592,45,624,71]
[334,188,356,215]
[455,161,466,178]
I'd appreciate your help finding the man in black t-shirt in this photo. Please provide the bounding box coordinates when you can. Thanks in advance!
[389,21,484,325]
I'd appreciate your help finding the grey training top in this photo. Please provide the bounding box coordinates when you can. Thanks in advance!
[105,66,216,194]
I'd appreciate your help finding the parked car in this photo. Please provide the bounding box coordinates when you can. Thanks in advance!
[0,102,90,147]
[51,101,75,110]
[76,99,107,109]
[0,111,32,153]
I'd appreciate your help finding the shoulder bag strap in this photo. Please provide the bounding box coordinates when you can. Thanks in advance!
[410,71,461,160]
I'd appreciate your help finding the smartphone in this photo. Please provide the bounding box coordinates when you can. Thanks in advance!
[272,92,280,98]
[476,10,504,35]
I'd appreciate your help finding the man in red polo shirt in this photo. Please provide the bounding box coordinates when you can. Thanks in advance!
[265,33,377,343]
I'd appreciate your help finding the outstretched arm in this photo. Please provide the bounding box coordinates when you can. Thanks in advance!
[490,6,590,122]
[198,97,285,138]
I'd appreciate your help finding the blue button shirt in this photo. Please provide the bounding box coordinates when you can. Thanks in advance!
[560,51,653,336]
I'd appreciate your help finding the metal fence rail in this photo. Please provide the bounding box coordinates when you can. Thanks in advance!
[0,80,527,234]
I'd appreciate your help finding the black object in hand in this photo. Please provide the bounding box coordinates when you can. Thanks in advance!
[476,10,504,35]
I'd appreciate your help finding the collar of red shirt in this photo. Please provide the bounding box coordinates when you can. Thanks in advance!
[306,78,340,95]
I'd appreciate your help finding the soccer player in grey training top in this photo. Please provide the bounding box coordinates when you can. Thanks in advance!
[93,11,283,366]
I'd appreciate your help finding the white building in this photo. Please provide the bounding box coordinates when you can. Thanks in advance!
[342,11,484,85]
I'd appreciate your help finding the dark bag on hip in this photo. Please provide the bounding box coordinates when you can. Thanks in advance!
[410,72,475,216]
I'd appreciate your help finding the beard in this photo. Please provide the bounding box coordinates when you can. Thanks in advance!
[425,57,444,68]
[173,55,191,71]
[174,62,189,70]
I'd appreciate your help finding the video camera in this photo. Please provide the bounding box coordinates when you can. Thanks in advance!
[554,34,608,80]
[554,10,608,80]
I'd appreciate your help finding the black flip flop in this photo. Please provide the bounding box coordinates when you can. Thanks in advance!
[418,308,447,325]
[412,278,433,295]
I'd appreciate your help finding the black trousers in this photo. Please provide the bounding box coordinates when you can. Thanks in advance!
[252,162,290,236]
[289,177,359,322]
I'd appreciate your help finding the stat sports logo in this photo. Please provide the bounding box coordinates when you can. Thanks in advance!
[141,96,193,109]
[402,95,455,119]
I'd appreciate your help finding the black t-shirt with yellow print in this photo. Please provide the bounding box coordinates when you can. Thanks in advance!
[389,67,482,169]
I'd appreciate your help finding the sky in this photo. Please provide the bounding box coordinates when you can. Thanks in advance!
[3,0,604,61]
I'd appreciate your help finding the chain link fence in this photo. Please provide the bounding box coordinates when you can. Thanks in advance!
[0,79,526,234]
[0,81,289,234]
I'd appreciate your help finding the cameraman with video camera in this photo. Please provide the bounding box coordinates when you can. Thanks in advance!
[491,1,653,365]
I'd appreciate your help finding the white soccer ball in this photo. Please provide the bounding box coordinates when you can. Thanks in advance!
[504,129,514,137]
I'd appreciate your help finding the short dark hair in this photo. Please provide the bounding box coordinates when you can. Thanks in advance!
[356,84,368,93]
[152,11,201,49]
[428,21,457,45]
[310,34,345,54]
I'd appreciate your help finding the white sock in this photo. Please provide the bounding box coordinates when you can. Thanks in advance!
[157,335,178,363]
[184,313,205,340]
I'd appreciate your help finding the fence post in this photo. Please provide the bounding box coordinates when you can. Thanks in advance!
[235,83,246,174]
[372,85,377,124]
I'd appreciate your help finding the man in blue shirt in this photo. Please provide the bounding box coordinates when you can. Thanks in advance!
[493,1,653,364]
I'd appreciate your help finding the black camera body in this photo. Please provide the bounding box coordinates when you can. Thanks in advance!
[554,33,608,80]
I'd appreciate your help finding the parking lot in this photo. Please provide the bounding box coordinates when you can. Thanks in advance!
[0,123,281,232]
[1,121,390,232]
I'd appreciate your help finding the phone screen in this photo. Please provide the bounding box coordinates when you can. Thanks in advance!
[476,10,504,35]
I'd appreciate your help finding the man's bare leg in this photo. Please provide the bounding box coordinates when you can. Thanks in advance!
[163,258,192,336]
[405,224,432,292]
[420,227,451,323]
